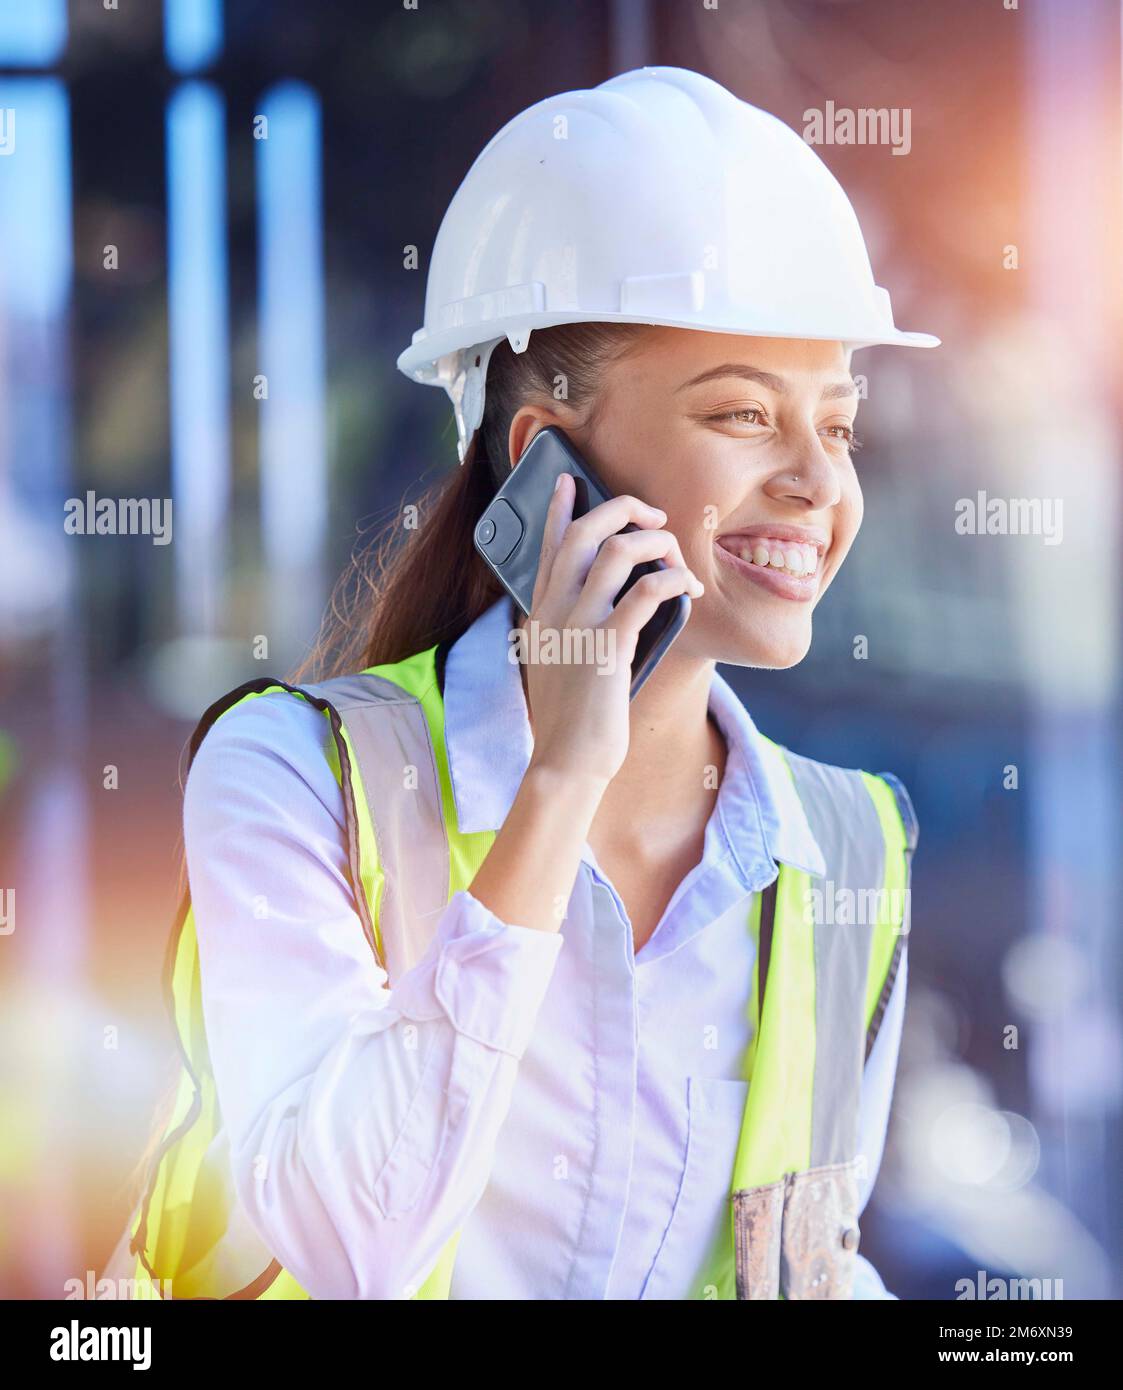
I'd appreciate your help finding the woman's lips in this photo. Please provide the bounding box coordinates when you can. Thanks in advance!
[714,536,823,602]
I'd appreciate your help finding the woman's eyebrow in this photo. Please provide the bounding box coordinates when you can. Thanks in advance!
[674,364,858,399]
[675,364,786,393]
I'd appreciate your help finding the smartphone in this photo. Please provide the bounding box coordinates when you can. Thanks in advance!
[472,426,690,699]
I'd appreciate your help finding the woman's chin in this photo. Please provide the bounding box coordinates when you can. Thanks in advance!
[709,621,813,671]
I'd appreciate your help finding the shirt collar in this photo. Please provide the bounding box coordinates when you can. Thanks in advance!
[705,673,827,881]
[442,595,826,881]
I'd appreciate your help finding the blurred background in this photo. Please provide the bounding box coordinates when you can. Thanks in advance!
[0,0,1120,1300]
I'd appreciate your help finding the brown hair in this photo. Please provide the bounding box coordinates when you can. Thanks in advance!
[292,321,649,682]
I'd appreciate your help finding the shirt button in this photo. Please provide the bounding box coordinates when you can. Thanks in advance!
[841,1226,861,1253]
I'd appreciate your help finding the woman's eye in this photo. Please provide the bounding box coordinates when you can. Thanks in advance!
[822,423,863,452]
[711,408,766,426]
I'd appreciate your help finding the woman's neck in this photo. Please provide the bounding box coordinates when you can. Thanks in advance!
[589,649,727,951]
[595,649,725,836]
[513,622,727,946]
[511,598,727,842]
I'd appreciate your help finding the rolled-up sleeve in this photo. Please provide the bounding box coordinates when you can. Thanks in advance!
[184,691,562,1300]
[395,892,560,1060]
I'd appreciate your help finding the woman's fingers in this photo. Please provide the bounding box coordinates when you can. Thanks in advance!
[517,484,702,786]
[607,566,700,656]
[570,527,701,626]
[542,493,669,615]
[531,471,576,615]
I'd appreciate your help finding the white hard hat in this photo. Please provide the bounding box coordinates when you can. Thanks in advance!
[398,65,939,461]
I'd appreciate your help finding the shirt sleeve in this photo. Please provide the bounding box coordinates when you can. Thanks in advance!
[850,947,908,1300]
[184,689,564,1299]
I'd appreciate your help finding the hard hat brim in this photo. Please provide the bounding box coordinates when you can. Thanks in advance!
[397,312,939,383]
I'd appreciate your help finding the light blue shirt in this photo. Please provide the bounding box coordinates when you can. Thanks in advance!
[185,595,905,1299]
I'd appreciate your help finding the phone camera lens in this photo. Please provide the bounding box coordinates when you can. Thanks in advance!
[478,519,496,545]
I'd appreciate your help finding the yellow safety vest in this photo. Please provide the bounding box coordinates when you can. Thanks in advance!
[120,642,916,1300]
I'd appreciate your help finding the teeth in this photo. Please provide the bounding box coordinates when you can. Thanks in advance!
[727,538,818,577]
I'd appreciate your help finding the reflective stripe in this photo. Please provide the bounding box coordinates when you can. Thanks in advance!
[300,670,449,978]
[783,750,883,1168]
[304,658,500,983]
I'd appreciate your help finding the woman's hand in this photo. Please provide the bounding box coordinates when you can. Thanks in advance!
[468,471,702,935]
[521,471,704,785]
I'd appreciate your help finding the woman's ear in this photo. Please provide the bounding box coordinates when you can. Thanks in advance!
[507,406,556,471]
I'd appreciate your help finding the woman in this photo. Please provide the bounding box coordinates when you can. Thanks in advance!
[122,66,934,1300]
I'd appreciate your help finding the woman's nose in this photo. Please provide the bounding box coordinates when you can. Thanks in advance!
[761,435,841,510]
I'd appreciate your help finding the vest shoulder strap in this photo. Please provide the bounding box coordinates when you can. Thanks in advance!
[299,662,457,979]
[874,768,919,856]
[763,740,918,1061]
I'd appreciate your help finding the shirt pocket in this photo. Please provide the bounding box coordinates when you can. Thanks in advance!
[641,1076,749,1300]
